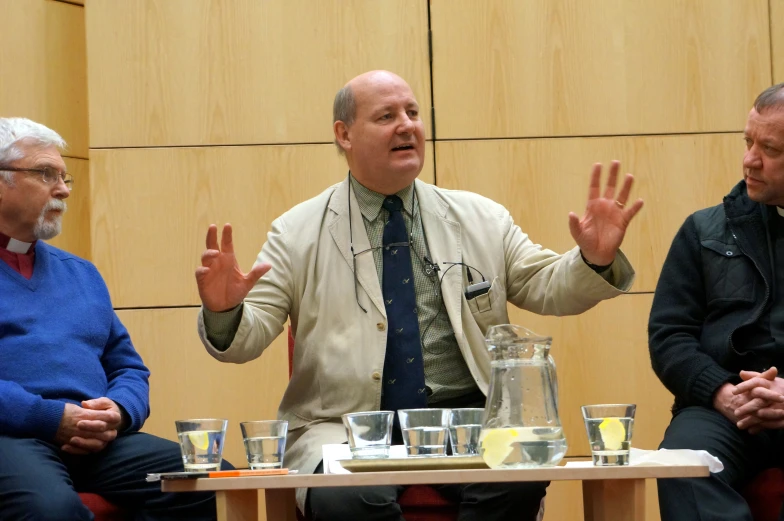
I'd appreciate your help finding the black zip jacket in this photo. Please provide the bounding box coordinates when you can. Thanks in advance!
[649,180,776,411]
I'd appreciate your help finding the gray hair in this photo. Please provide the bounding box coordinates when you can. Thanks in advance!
[333,85,356,154]
[0,118,66,184]
[753,83,784,113]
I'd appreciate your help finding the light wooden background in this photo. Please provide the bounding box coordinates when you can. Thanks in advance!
[4,1,784,520]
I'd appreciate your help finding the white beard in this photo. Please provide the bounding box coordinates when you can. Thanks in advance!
[34,199,67,240]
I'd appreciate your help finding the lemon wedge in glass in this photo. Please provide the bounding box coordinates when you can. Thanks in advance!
[479,428,519,468]
[598,418,625,451]
[188,431,210,451]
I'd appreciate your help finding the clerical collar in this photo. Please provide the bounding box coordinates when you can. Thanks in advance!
[777,206,784,218]
[0,232,34,254]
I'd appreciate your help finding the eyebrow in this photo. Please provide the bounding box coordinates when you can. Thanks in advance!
[373,102,420,115]
[32,161,67,172]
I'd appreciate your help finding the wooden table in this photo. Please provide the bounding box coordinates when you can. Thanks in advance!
[163,464,709,521]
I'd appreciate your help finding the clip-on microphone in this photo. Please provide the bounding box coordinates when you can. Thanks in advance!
[423,256,440,277]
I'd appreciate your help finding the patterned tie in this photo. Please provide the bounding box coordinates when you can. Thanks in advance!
[380,195,427,417]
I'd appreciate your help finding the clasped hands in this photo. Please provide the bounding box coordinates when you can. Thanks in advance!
[714,367,784,434]
[55,397,125,455]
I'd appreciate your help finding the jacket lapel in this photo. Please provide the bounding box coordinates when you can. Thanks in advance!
[328,178,386,316]
[416,180,464,340]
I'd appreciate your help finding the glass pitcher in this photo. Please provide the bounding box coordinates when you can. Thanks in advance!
[479,324,567,469]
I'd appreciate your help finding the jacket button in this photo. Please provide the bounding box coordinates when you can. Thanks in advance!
[372,371,382,381]
[377,322,386,331]
[726,251,733,256]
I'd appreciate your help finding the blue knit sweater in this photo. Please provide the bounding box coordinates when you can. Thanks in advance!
[0,241,150,441]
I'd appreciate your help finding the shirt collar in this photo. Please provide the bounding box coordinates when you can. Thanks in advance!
[0,231,35,254]
[777,206,784,218]
[349,175,415,222]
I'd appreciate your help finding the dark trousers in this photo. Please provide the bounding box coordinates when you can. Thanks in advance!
[308,389,546,521]
[658,406,784,521]
[308,461,546,521]
[0,432,231,521]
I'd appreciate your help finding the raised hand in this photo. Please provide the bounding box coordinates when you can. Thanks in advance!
[568,161,644,266]
[195,224,271,312]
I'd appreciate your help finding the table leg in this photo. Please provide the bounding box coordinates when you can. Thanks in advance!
[582,478,645,521]
[216,490,259,521]
[264,488,298,521]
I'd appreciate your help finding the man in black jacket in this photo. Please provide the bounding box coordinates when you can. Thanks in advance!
[650,82,784,520]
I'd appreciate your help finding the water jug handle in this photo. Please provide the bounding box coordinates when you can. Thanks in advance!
[548,354,559,410]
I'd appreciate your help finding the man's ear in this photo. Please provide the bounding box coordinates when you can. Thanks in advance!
[334,121,351,152]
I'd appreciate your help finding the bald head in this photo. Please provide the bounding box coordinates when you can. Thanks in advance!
[333,71,413,152]
[332,70,425,194]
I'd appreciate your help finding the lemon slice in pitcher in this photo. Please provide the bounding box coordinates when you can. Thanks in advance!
[187,431,211,451]
[479,428,519,468]
[598,418,625,451]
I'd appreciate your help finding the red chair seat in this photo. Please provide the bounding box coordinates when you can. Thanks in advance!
[79,493,129,521]
[399,485,458,521]
[744,468,784,521]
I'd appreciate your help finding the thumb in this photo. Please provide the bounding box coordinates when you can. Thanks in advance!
[568,212,581,242]
[245,262,272,285]
[740,370,760,382]
[82,397,112,410]
[763,366,779,380]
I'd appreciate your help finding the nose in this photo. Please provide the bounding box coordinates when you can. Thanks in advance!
[397,113,415,134]
[743,146,762,170]
[52,176,70,199]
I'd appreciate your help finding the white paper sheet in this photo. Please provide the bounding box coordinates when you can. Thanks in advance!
[565,448,723,473]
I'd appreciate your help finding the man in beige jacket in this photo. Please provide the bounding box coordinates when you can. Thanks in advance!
[196,70,643,520]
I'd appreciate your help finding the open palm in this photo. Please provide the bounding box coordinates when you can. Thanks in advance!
[568,161,644,267]
[195,224,271,312]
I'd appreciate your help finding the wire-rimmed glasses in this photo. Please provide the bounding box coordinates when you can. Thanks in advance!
[351,241,410,313]
[0,166,74,190]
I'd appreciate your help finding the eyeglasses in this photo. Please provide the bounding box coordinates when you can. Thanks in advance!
[352,242,410,314]
[0,166,74,190]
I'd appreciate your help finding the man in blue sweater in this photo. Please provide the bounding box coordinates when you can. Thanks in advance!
[0,117,222,520]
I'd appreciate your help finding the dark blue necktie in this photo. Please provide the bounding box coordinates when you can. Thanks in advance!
[380,195,427,416]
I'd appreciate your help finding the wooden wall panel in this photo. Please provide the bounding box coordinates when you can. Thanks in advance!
[773,0,784,83]
[510,294,672,457]
[0,0,88,158]
[85,0,431,148]
[436,134,743,292]
[47,157,91,259]
[117,307,289,468]
[430,0,770,139]
[90,143,435,307]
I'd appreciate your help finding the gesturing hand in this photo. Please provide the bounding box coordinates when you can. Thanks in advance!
[196,224,271,312]
[569,161,644,266]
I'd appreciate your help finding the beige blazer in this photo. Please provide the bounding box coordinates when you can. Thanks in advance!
[198,178,634,510]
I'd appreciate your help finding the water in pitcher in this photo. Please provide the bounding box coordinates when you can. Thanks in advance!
[479,426,567,469]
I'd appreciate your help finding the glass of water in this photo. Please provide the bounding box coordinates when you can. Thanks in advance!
[398,408,450,458]
[448,408,484,457]
[175,418,228,471]
[342,411,394,459]
[581,404,636,466]
[240,420,288,469]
